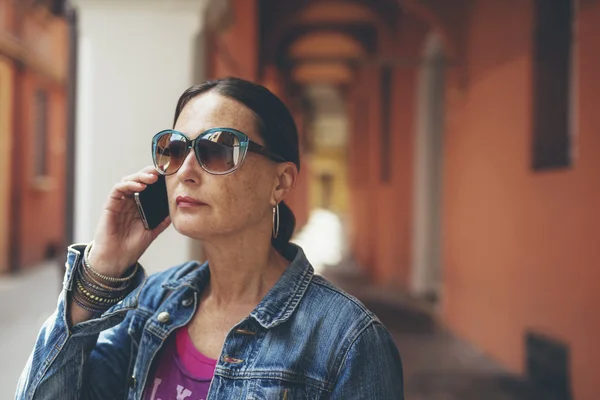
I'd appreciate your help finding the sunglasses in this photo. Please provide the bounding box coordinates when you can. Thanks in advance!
[151,128,285,175]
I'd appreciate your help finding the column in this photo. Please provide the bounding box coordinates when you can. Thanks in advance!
[71,0,221,273]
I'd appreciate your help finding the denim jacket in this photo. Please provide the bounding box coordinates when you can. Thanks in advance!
[16,243,404,399]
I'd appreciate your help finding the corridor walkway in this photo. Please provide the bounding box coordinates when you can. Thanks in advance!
[324,268,534,400]
[0,261,61,399]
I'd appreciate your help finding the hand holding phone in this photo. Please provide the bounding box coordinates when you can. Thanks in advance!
[86,167,171,279]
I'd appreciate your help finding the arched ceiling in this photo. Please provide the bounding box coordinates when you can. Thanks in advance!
[254,0,458,152]
[292,63,354,85]
[275,24,377,64]
[259,0,401,89]
[260,0,401,36]
[294,2,381,26]
[288,32,366,60]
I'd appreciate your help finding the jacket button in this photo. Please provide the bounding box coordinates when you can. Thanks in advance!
[181,297,193,307]
[128,375,136,388]
[157,312,170,323]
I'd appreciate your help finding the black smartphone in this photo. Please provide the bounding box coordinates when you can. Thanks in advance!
[134,174,170,230]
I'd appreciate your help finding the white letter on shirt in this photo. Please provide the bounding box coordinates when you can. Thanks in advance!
[176,385,192,400]
[149,378,162,400]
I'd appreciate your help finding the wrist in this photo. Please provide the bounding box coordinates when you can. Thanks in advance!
[86,242,132,279]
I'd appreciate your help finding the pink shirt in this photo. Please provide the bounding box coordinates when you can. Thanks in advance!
[143,327,217,400]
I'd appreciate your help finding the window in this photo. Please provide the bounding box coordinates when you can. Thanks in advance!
[532,0,574,170]
[34,89,49,177]
[380,66,392,181]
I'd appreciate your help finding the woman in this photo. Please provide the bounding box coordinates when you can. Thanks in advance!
[16,77,403,399]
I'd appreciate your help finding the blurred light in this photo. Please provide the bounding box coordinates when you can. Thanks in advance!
[291,208,344,274]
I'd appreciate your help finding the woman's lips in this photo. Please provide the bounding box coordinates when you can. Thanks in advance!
[176,196,207,207]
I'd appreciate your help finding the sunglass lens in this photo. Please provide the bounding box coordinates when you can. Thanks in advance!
[153,131,188,175]
[196,130,242,173]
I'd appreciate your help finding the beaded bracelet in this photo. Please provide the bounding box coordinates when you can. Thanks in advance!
[72,281,113,313]
[72,276,127,313]
[79,261,131,292]
[75,280,126,306]
[72,293,106,314]
[83,241,139,283]
[76,267,128,299]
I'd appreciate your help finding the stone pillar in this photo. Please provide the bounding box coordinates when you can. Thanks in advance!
[71,0,220,273]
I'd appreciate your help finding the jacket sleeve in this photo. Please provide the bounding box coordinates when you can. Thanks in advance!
[15,244,146,400]
[329,321,404,399]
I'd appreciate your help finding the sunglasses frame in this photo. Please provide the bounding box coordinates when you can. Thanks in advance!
[152,127,286,176]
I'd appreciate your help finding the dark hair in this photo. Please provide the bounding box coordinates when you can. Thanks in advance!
[173,77,300,252]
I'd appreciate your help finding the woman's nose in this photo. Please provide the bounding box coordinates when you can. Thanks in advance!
[176,148,202,184]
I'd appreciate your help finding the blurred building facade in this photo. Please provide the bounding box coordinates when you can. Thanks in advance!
[0,0,70,273]
[204,1,600,399]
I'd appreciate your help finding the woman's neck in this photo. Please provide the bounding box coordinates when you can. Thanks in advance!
[200,233,289,308]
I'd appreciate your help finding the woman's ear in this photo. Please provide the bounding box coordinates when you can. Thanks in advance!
[271,162,298,205]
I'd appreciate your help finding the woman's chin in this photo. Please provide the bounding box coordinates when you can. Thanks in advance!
[171,217,212,240]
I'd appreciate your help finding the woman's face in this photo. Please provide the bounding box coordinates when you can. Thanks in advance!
[166,91,283,241]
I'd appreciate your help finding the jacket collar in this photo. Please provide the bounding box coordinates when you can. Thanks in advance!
[161,243,314,329]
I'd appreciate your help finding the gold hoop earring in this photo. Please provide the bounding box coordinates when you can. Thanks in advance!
[272,203,280,239]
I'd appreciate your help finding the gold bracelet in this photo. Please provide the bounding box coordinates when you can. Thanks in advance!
[83,241,139,283]
[80,262,131,291]
[76,266,129,297]
[75,280,126,305]
[71,291,106,314]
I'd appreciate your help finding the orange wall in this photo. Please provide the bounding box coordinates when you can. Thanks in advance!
[346,1,600,397]
[346,85,360,262]
[0,57,13,273]
[348,68,376,273]
[440,2,600,399]
[381,16,429,288]
[15,72,67,268]
[210,0,258,80]
[1,4,69,271]
[348,16,428,288]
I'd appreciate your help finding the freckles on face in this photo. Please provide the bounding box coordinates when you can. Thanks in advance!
[166,91,278,240]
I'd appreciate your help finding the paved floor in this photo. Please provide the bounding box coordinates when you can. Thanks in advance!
[0,261,62,400]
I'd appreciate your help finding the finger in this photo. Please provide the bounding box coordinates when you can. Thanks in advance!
[120,171,157,184]
[121,166,159,183]
[121,171,159,185]
[109,181,147,200]
[138,165,158,175]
